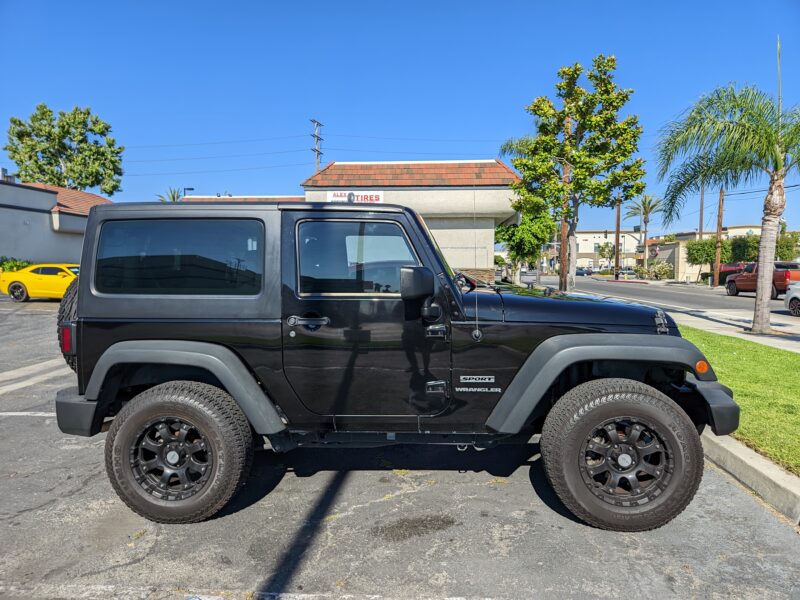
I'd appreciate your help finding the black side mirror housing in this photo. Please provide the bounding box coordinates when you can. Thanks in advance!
[400,266,434,300]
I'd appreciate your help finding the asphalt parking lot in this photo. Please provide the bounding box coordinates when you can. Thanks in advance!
[1,297,799,599]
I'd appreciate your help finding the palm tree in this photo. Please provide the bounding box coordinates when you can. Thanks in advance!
[157,187,182,202]
[657,85,800,334]
[625,194,663,269]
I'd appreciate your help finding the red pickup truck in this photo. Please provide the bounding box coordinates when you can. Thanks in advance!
[725,261,800,298]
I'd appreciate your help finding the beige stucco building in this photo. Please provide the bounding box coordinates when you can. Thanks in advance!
[301,160,517,276]
[574,229,641,269]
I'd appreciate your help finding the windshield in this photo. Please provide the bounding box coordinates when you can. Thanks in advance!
[414,213,454,279]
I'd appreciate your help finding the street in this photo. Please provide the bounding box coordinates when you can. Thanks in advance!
[0,297,799,599]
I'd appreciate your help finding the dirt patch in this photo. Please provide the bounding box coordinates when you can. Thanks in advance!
[370,515,457,542]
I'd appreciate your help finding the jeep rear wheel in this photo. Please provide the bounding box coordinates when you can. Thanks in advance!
[726,281,738,296]
[540,378,703,532]
[105,381,253,523]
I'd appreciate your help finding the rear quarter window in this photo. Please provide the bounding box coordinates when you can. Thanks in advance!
[95,219,264,295]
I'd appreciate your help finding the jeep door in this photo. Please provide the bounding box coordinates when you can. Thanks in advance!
[280,210,451,426]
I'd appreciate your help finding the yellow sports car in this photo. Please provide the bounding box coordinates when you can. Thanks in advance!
[0,263,79,302]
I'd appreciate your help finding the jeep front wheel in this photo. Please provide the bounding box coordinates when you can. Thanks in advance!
[105,381,253,523]
[540,378,703,532]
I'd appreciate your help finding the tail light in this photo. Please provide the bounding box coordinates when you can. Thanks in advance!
[59,323,75,355]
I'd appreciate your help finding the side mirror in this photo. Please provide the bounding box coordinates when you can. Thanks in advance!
[400,266,434,300]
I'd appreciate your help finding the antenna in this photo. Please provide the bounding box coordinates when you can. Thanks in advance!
[471,186,482,342]
[310,119,324,173]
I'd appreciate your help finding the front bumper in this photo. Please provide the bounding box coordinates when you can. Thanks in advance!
[685,374,740,436]
[56,387,102,436]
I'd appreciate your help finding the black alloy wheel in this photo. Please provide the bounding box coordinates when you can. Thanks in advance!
[130,416,213,501]
[726,281,738,296]
[540,378,704,532]
[789,298,800,317]
[105,381,253,523]
[9,282,28,302]
[580,417,672,506]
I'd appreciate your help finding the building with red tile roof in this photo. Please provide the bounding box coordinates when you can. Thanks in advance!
[302,160,518,275]
[0,175,112,263]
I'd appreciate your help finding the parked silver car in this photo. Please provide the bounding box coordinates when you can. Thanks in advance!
[784,282,800,316]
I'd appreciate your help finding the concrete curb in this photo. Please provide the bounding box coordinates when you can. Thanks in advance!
[702,431,800,523]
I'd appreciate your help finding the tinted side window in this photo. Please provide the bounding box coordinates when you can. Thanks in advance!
[96,219,263,295]
[298,220,418,294]
[744,264,755,273]
[39,267,65,275]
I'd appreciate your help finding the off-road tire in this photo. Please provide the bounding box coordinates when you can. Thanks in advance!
[540,378,704,532]
[790,298,800,317]
[105,381,254,524]
[57,278,79,372]
[771,284,779,300]
[726,281,738,296]
[8,282,29,302]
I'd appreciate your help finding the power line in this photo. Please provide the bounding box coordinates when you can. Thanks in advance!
[325,132,505,143]
[125,161,316,177]
[126,149,309,163]
[126,134,307,149]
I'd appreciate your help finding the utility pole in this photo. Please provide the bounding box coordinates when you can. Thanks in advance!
[614,192,621,280]
[698,181,705,239]
[713,187,725,287]
[310,119,324,173]
[558,116,572,292]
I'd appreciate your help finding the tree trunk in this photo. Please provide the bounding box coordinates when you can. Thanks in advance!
[752,175,787,334]
[614,194,621,280]
[566,197,579,291]
[643,219,649,270]
[558,213,568,291]
[512,263,522,286]
[712,188,725,287]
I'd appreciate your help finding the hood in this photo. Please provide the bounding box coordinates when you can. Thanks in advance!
[492,285,677,331]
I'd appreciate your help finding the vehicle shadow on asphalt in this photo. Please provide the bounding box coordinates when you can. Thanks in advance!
[222,443,581,597]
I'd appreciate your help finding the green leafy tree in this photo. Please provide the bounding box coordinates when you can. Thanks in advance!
[687,238,731,276]
[776,231,800,261]
[502,55,645,291]
[495,196,555,285]
[625,194,663,268]
[730,235,761,262]
[4,103,124,195]
[662,233,676,243]
[597,241,614,268]
[731,231,800,262]
[157,187,182,203]
[657,83,800,333]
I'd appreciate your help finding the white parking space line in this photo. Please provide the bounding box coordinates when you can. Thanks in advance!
[0,366,74,396]
[0,358,65,383]
[0,411,56,417]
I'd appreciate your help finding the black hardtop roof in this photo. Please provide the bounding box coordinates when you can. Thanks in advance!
[90,201,410,215]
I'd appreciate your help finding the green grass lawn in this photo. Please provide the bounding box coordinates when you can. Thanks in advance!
[680,326,800,476]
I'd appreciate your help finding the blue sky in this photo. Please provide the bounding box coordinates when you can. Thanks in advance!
[1,0,799,235]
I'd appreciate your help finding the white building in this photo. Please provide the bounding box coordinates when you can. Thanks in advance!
[301,160,517,278]
[574,229,641,269]
[0,176,111,264]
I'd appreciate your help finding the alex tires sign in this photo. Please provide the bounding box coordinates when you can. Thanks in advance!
[326,191,384,204]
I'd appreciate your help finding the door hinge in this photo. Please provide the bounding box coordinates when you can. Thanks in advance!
[425,380,449,397]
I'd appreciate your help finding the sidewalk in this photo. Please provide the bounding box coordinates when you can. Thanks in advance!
[668,308,800,353]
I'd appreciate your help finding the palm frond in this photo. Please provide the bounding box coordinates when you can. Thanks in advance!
[657,85,780,180]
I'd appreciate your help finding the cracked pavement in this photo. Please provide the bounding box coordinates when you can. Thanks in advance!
[1,297,799,599]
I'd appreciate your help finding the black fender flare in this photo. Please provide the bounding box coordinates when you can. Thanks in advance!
[486,333,719,434]
[85,340,286,435]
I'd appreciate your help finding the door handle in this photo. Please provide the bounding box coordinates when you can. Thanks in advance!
[287,315,330,327]
[425,324,448,340]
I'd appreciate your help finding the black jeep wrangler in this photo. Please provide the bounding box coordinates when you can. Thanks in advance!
[55,201,738,531]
